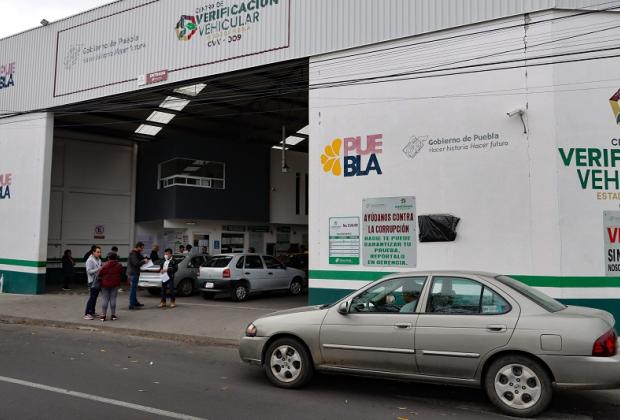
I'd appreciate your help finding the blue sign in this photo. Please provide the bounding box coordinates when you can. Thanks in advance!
[214,240,220,250]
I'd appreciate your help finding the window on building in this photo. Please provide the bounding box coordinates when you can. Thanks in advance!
[158,158,225,190]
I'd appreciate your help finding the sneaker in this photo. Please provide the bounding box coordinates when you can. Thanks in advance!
[100,315,106,322]
[158,301,166,308]
[111,315,118,321]
[169,302,177,308]
[83,314,94,320]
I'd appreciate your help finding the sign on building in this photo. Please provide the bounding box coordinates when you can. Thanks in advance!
[329,217,360,265]
[604,211,620,276]
[362,196,416,267]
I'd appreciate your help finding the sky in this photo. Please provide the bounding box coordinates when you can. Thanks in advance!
[0,0,113,39]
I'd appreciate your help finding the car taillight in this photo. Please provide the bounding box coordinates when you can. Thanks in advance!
[592,329,617,357]
[223,268,231,279]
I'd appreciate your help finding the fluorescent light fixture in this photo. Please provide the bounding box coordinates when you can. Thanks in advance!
[272,145,287,150]
[174,83,207,97]
[184,166,201,172]
[185,221,197,226]
[146,110,175,125]
[297,125,309,135]
[135,124,162,136]
[284,135,305,146]
[159,96,190,112]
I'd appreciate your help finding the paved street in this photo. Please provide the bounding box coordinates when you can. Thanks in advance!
[0,324,618,420]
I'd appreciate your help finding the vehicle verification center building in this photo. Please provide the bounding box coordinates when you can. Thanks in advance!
[1,0,620,320]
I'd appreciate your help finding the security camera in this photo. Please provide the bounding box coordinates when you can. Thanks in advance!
[507,108,525,118]
[40,19,49,26]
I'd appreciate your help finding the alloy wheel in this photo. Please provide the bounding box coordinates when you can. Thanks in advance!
[269,345,302,383]
[494,363,542,410]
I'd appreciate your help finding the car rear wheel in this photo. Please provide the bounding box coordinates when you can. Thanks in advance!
[176,278,193,297]
[289,278,303,296]
[264,338,313,389]
[231,283,249,302]
[484,355,552,418]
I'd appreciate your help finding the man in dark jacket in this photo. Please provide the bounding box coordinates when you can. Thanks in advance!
[127,242,148,310]
[159,248,178,308]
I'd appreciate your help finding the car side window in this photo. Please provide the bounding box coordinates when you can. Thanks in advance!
[189,256,203,268]
[427,277,510,314]
[236,257,245,269]
[263,256,283,269]
[244,255,264,269]
[350,277,427,313]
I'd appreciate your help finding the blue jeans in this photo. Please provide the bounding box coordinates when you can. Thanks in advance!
[161,279,175,302]
[85,285,100,315]
[129,274,139,307]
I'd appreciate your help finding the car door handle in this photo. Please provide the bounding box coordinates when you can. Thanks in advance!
[487,324,507,333]
[394,323,412,329]
[244,272,251,275]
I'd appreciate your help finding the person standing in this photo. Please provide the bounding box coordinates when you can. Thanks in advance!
[183,245,190,255]
[159,248,178,308]
[179,245,185,254]
[127,242,148,310]
[83,246,102,320]
[99,253,123,321]
[61,249,75,291]
[150,244,160,262]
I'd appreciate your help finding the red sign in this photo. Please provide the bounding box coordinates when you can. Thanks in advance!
[146,70,168,85]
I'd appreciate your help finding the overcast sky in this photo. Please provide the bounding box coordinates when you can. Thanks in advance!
[0,0,113,39]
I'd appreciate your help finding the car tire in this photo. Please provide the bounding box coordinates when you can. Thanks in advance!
[231,283,249,302]
[147,288,160,296]
[264,337,313,389]
[289,277,303,296]
[484,355,552,418]
[176,278,193,297]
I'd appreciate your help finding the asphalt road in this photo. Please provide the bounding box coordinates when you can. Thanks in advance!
[0,324,618,420]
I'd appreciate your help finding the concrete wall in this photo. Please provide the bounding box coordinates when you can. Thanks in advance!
[270,149,309,225]
[47,138,135,267]
[0,113,53,293]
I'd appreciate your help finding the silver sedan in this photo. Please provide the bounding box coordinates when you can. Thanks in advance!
[239,271,620,417]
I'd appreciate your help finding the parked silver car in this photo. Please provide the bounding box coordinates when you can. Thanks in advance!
[199,253,306,301]
[138,254,209,297]
[239,271,620,417]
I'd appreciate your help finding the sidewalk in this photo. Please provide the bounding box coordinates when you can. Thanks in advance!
[0,288,307,347]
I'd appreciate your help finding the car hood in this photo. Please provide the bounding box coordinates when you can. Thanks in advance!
[263,305,324,318]
[560,305,615,327]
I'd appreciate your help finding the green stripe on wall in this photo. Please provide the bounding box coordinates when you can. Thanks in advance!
[0,258,47,268]
[309,270,620,288]
[0,270,45,294]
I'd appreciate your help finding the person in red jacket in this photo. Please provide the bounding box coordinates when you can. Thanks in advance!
[98,252,123,321]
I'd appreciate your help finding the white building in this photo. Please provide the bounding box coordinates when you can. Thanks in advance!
[0,0,619,320]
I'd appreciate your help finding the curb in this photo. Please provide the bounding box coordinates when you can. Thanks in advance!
[0,315,240,348]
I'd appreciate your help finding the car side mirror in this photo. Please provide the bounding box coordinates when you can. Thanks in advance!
[338,301,350,315]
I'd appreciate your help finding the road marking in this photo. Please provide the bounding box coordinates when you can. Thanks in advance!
[0,375,207,420]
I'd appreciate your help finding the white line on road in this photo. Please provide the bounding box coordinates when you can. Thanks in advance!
[0,375,208,420]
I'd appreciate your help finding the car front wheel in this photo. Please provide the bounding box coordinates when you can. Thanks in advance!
[264,338,313,389]
[484,355,552,418]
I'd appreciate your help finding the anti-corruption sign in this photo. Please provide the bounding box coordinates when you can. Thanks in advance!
[362,196,416,267]
[604,211,620,276]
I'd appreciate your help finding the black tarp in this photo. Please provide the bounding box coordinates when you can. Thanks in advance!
[418,214,460,242]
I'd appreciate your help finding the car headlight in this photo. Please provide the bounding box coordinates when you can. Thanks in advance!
[245,323,257,337]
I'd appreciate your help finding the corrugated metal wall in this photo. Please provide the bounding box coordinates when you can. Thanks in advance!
[0,0,615,112]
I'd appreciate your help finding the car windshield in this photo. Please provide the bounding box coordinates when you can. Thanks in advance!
[204,256,233,268]
[495,275,566,312]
